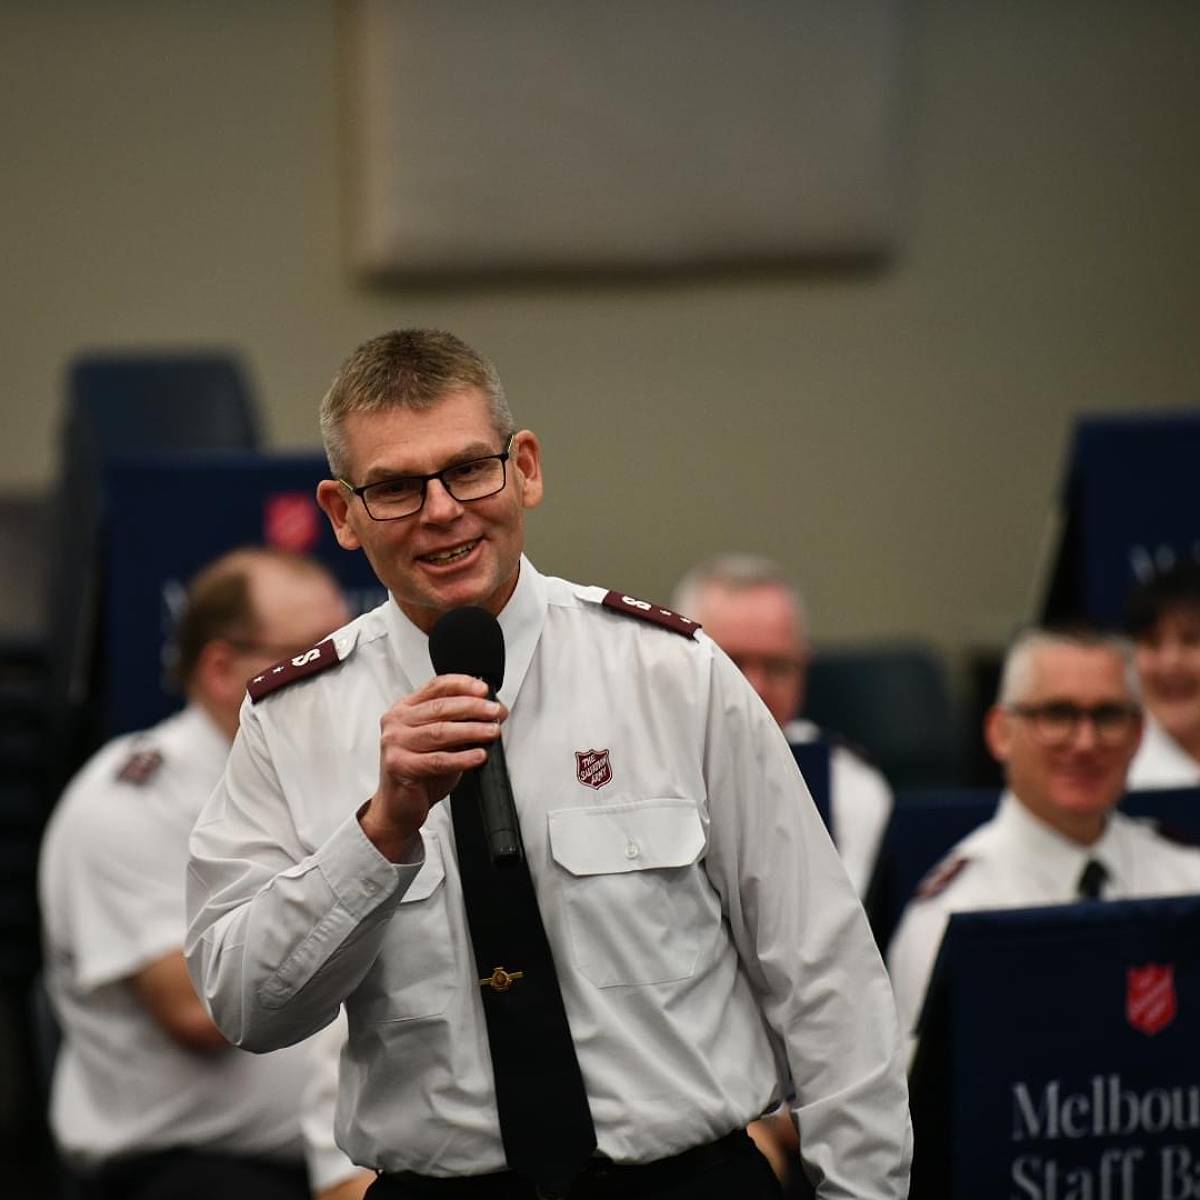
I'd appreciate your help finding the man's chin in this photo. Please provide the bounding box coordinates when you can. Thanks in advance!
[1050,782,1120,816]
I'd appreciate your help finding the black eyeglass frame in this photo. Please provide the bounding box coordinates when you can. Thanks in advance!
[1005,701,1141,746]
[339,435,515,522]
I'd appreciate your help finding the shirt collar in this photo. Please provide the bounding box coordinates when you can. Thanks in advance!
[996,790,1119,894]
[177,702,234,765]
[382,556,547,710]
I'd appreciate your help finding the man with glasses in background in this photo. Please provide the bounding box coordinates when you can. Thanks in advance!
[887,626,1200,1046]
[186,329,911,1199]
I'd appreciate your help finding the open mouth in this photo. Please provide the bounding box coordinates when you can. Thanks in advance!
[418,539,479,567]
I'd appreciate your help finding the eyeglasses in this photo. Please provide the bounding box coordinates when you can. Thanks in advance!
[1006,702,1140,747]
[340,436,514,521]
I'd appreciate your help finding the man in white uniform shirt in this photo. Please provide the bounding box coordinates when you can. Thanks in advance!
[670,555,892,896]
[39,547,351,1199]
[185,329,911,1200]
[887,627,1200,1047]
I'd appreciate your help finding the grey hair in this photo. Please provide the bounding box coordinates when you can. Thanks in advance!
[319,329,515,478]
[997,627,1142,706]
[670,554,809,644]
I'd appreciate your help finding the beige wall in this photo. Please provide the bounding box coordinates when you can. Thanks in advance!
[3,1,1198,658]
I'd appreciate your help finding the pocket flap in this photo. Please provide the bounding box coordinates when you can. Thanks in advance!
[399,831,446,903]
[548,799,705,877]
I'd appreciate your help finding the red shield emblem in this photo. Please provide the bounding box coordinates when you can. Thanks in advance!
[1126,964,1176,1036]
[575,748,612,790]
[264,493,320,553]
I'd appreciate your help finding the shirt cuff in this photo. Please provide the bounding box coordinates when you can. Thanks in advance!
[317,809,427,919]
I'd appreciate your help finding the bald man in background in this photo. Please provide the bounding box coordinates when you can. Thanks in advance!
[40,547,354,1200]
[672,555,892,895]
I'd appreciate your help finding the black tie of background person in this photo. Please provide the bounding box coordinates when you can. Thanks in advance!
[429,607,597,1196]
[1077,858,1108,900]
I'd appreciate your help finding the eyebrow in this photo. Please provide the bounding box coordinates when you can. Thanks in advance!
[359,441,501,485]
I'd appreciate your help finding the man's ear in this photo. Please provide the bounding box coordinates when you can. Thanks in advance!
[316,480,362,550]
[984,705,1013,766]
[193,639,246,714]
[511,430,543,511]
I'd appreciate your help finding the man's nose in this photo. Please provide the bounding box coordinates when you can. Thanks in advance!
[1070,716,1100,750]
[1158,640,1185,670]
[421,477,464,522]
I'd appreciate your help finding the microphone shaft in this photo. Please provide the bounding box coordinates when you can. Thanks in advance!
[476,708,522,864]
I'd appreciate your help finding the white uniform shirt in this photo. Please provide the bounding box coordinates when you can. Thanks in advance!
[301,1013,368,1193]
[186,560,911,1198]
[887,791,1200,1041]
[1127,713,1200,790]
[38,706,313,1168]
[785,718,892,896]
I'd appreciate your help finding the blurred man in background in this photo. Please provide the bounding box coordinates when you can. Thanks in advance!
[39,547,351,1199]
[887,627,1200,1047]
[671,554,892,895]
[1125,560,1200,789]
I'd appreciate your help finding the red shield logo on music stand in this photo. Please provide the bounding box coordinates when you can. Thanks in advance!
[575,748,612,790]
[264,493,320,554]
[1126,964,1176,1036]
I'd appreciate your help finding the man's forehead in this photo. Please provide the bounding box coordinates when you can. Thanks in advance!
[342,391,502,473]
[1023,644,1130,699]
[701,584,802,647]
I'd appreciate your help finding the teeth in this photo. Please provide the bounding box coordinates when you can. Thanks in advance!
[424,541,476,565]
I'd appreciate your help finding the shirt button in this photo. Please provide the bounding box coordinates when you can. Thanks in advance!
[624,842,640,860]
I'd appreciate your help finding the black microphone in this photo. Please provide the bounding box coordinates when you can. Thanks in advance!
[428,607,522,864]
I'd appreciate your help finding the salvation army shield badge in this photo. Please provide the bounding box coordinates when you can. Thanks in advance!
[264,492,321,553]
[1126,964,1176,1036]
[575,748,612,790]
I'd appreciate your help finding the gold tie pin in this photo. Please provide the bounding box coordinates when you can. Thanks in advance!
[480,967,524,992]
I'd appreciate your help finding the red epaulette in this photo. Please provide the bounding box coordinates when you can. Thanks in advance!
[601,591,700,639]
[248,638,340,704]
[115,748,164,786]
[915,855,970,900]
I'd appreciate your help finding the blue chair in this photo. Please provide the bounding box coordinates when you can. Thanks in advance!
[805,642,963,790]
[45,351,261,785]
[1120,786,1200,845]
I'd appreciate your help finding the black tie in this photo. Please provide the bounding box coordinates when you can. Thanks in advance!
[1076,859,1108,900]
[449,768,597,1196]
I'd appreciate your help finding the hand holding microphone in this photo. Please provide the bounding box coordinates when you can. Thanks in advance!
[358,610,511,863]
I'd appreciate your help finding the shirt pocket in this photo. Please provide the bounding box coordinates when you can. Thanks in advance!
[548,797,712,988]
[362,831,456,1023]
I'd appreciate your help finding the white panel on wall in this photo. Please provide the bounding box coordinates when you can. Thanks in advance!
[343,0,906,277]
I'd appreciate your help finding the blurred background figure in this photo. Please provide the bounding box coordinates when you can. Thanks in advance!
[672,554,892,894]
[886,627,1200,1048]
[1125,561,1200,789]
[38,547,350,1200]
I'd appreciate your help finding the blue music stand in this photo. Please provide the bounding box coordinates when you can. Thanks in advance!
[1041,413,1200,625]
[909,895,1200,1199]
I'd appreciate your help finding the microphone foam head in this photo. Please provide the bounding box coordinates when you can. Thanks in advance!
[428,606,506,695]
